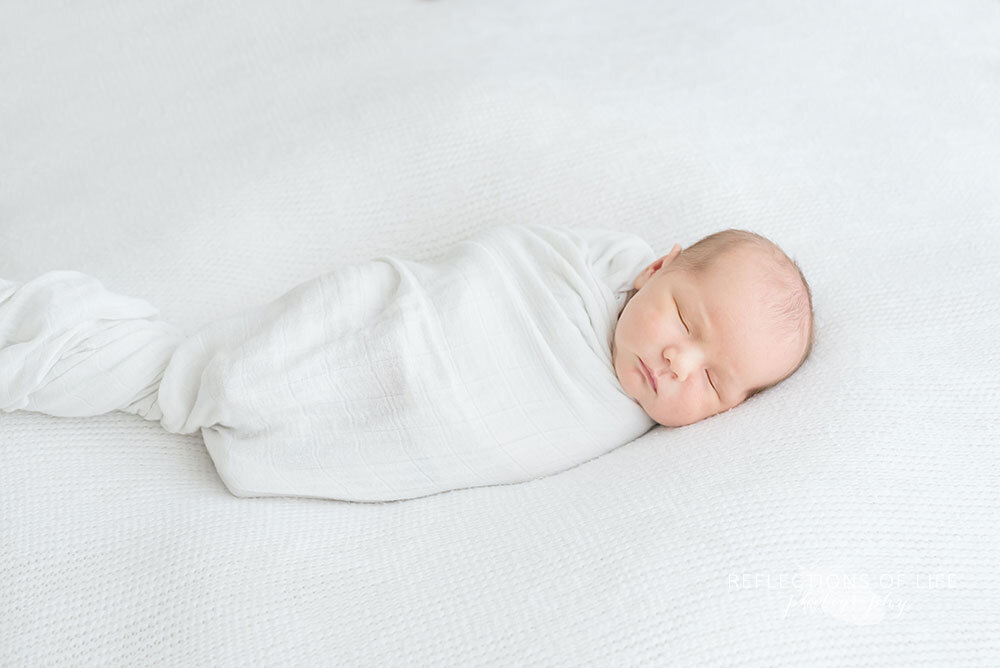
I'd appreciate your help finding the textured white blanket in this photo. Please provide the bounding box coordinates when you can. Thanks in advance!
[5,0,998,664]
[1,224,657,501]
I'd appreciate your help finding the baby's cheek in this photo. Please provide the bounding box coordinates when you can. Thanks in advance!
[657,387,708,427]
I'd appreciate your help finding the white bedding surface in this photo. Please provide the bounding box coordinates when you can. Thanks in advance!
[2,0,998,665]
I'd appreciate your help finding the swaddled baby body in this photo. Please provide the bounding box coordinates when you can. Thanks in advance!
[0,224,812,502]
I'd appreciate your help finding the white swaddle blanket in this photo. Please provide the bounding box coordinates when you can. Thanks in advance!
[1,224,657,501]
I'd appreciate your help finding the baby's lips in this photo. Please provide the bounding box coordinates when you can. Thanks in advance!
[640,357,658,392]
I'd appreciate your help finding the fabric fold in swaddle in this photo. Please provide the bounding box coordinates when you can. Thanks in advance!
[0,271,184,421]
[1,224,657,501]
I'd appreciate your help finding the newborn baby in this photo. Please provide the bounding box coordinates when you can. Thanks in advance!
[0,224,812,502]
[612,229,814,428]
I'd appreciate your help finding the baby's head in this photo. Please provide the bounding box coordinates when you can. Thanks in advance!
[611,229,814,427]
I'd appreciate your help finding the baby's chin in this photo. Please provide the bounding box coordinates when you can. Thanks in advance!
[612,341,677,426]
[617,372,669,424]
[648,411,687,428]
[637,393,692,428]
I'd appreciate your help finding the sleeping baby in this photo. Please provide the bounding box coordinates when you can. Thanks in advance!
[612,229,813,428]
[0,224,813,502]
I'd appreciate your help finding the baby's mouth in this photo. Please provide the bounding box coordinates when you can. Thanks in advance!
[640,358,657,393]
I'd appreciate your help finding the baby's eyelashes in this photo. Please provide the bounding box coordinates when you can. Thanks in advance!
[673,298,690,334]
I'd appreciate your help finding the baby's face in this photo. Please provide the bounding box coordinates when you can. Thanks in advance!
[611,244,803,427]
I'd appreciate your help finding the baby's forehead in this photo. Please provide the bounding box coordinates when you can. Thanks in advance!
[695,248,785,290]
[678,263,787,324]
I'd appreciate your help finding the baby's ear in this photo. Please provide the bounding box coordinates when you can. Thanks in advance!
[635,244,683,289]
[655,244,683,269]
